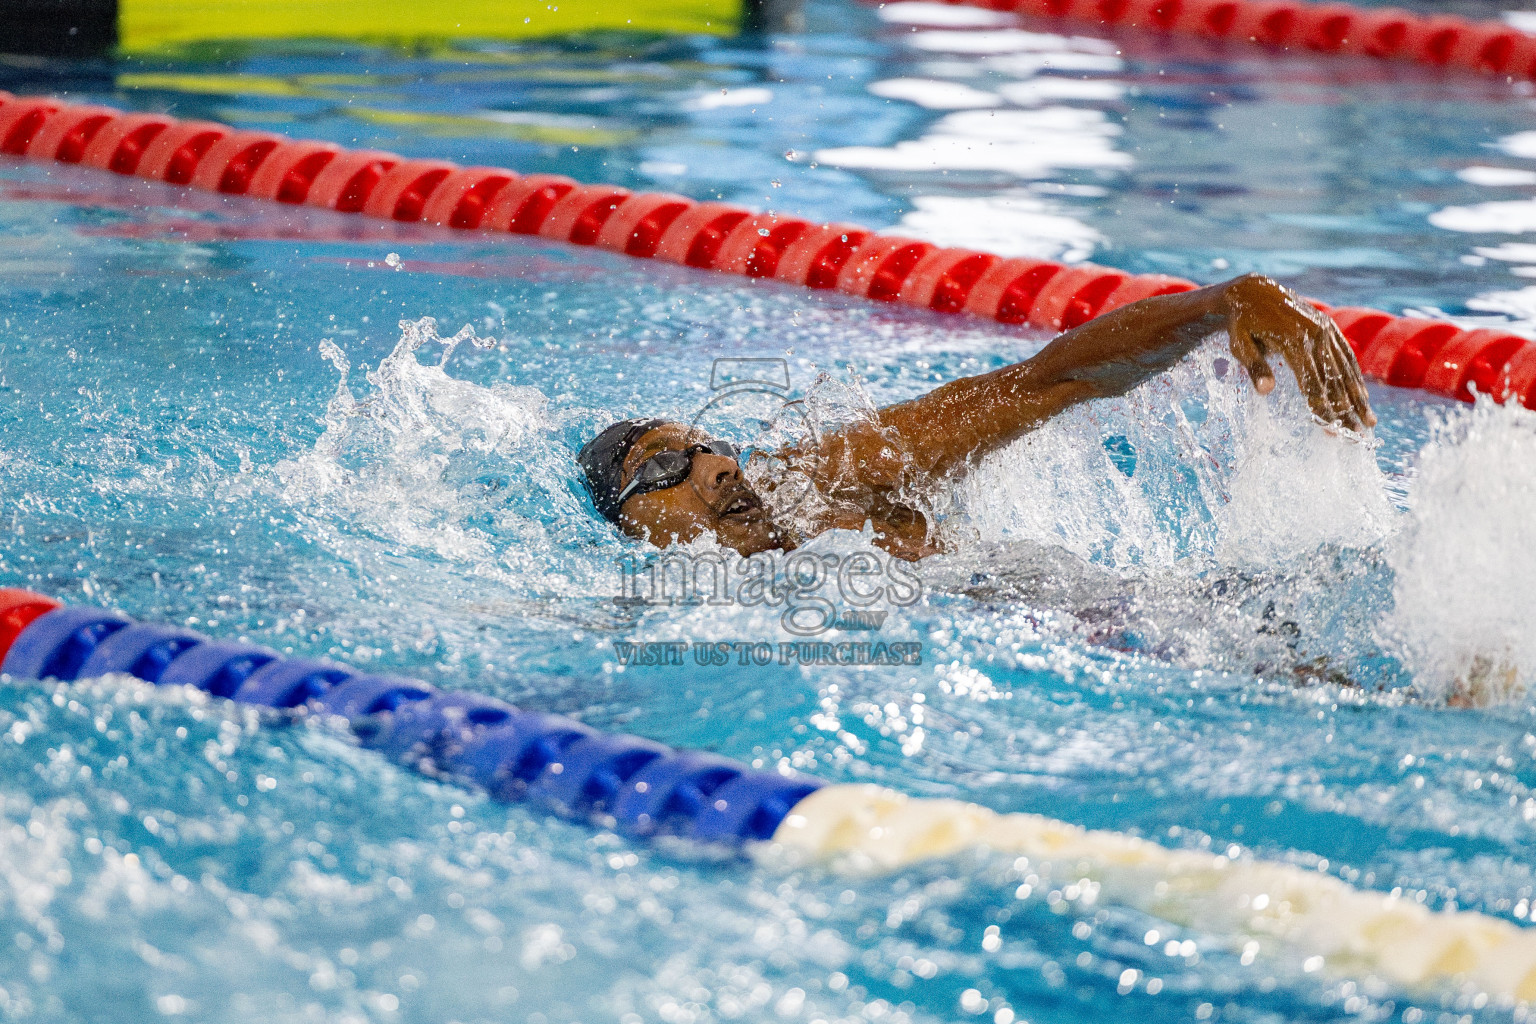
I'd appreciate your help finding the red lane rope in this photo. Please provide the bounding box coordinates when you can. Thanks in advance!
[2,91,1532,409]
[935,0,1536,82]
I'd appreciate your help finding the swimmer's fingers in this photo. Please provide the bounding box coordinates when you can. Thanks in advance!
[1327,347,1371,431]
[1222,274,1376,430]
[1347,365,1376,428]
[1319,350,1361,431]
[1226,321,1276,395]
[1295,320,1352,429]
[1263,310,1356,429]
[1307,319,1370,431]
[1277,330,1337,425]
[1327,323,1377,428]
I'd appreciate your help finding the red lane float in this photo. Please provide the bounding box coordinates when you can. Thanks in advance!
[420,167,518,230]
[245,140,343,205]
[23,104,117,164]
[136,120,230,185]
[0,97,63,155]
[305,149,399,212]
[1,92,1533,409]
[363,159,460,222]
[78,113,176,175]
[951,0,1536,82]
[188,130,288,195]
[656,202,753,267]
[486,173,576,234]
[594,191,692,257]
[538,184,632,246]
[0,589,61,662]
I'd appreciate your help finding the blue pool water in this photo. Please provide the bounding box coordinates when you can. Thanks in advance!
[1,1,1536,1020]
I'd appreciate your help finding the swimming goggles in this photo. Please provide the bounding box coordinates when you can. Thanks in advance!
[616,439,741,508]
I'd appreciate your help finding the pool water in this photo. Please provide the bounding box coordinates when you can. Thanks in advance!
[1,1,1535,1021]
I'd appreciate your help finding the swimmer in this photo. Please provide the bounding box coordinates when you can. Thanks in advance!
[579,273,1374,561]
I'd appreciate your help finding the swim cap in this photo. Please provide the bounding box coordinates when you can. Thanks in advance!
[577,418,667,525]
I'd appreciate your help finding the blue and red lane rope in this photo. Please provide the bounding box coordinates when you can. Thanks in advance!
[2,90,1535,409]
[0,589,822,848]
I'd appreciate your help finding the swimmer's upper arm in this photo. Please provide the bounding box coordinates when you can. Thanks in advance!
[799,282,1229,485]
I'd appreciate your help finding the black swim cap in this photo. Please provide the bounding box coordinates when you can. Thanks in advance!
[577,418,666,525]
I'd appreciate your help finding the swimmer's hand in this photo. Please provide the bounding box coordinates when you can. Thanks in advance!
[1218,273,1376,432]
[1027,272,1375,432]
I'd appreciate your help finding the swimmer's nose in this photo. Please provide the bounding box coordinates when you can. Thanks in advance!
[693,451,741,497]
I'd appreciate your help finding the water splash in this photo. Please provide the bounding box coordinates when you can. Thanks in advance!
[270,318,546,563]
[952,341,1393,573]
[743,369,915,542]
[903,342,1403,687]
[1382,399,1536,706]
[219,318,614,616]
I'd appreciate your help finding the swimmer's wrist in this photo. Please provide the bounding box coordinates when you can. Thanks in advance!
[1209,273,1280,314]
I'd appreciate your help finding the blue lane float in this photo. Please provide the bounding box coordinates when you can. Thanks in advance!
[0,591,823,849]
[5,590,1536,997]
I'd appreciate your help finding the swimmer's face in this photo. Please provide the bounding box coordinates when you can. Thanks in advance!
[616,423,790,556]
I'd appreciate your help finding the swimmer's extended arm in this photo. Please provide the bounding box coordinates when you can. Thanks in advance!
[794,273,1374,490]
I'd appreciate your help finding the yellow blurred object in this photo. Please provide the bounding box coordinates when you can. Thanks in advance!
[119,0,738,52]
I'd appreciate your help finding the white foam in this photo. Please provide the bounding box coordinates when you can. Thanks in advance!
[218,318,612,606]
[1381,400,1536,705]
[1202,361,1394,567]
[270,319,549,562]
[952,342,1392,573]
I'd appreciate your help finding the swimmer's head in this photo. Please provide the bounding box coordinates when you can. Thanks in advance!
[578,419,789,555]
